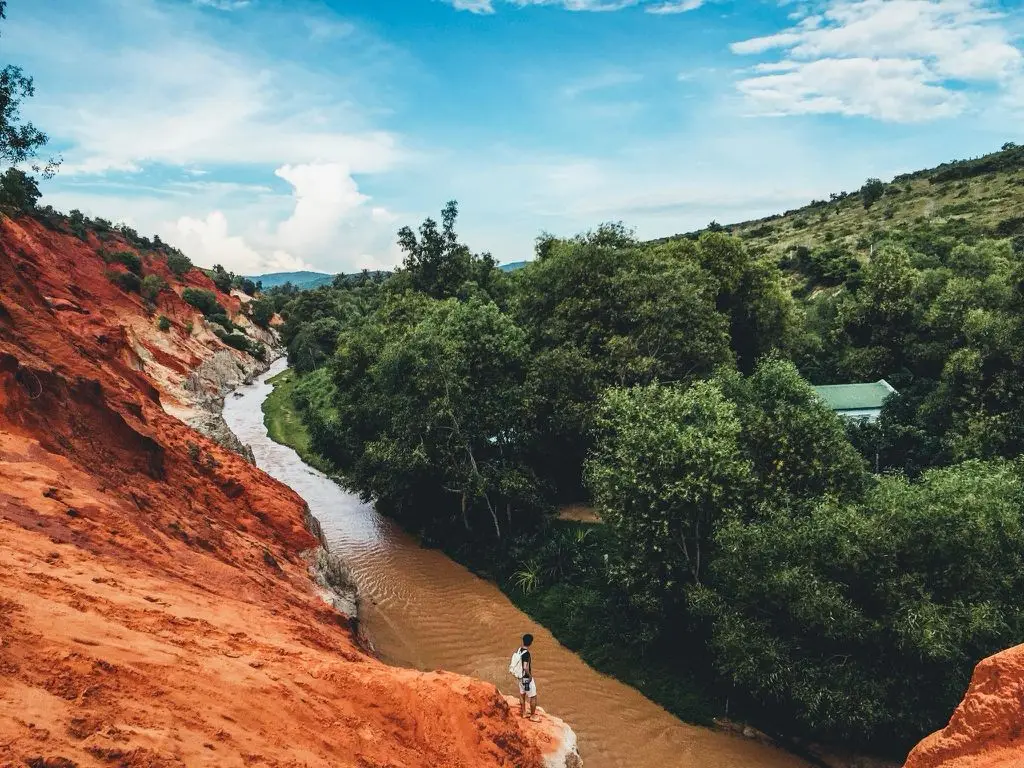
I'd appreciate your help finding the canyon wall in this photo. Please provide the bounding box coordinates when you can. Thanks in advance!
[0,214,572,768]
[904,644,1024,768]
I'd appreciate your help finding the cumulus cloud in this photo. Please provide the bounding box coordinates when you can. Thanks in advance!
[731,0,1024,122]
[194,0,252,9]
[446,0,704,13]
[174,212,293,274]
[6,0,407,274]
[159,163,402,274]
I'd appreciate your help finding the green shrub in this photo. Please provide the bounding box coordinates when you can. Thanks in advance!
[68,209,88,240]
[166,251,193,277]
[109,270,141,293]
[693,460,1024,748]
[212,326,263,358]
[157,315,171,332]
[182,287,223,316]
[250,296,275,329]
[110,250,142,275]
[0,168,41,213]
[209,313,234,332]
[141,274,167,302]
[210,265,233,293]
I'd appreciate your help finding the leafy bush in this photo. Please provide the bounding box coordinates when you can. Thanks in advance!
[109,270,141,293]
[110,250,142,275]
[141,274,167,302]
[157,315,171,332]
[166,251,193,277]
[212,326,265,359]
[210,264,233,293]
[68,209,87,239]
[692,460,1024,748]
[182,287,223,316]
[209,312,234,332]
[250,296,275,329]
[0,168,41,213]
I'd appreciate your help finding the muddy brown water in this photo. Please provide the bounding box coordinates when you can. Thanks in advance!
[224,359,810,768]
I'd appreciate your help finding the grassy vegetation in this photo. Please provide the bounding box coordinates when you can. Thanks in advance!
[262,369,334,475]
[652,144,1024,266]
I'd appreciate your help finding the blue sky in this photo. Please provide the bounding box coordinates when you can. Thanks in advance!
[5,0,1024,273]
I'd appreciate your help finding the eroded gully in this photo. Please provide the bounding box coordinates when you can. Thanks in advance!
[223,359,810,768]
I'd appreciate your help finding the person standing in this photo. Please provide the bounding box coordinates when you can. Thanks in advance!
[511,633,539,721]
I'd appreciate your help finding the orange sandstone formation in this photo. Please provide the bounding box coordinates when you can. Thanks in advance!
[904,644,1024,768]
[0,215,558,767]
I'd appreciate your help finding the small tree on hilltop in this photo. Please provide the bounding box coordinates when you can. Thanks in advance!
[861,178,886,210]
[0,167,39,213]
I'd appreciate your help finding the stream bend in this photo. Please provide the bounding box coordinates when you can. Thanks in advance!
[222,358,809,768]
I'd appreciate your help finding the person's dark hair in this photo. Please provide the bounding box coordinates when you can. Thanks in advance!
[522,633,533,646]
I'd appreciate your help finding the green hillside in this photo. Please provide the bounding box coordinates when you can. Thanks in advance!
[653,142,1024,275]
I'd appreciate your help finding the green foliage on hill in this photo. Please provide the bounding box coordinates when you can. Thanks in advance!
[182,287,223,317]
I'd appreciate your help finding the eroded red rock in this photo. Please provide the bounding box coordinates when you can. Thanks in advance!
[0,216,551,768]
[905,644,1024,768]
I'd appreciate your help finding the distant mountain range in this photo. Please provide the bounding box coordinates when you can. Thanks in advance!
[250,261,530,291]
[247,271,335,290]
[499,261,529,272]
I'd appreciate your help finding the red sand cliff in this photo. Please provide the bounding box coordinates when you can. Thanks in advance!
[0,215,557,767]
[904,644,1024,768]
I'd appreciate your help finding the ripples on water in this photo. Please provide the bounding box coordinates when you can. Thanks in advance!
[223,359,809,768]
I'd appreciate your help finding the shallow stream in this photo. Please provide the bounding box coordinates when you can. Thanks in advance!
[223,358,809,768]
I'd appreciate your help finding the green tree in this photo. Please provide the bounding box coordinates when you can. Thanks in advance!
[288,317,343,374]
[860,177,886,209]
[719,357,868,503]
[397,201,500,300]
[586,381,751,618]
[512,231,733,497]
[326,294,540,538]
[691,459,1024,747]
[0,166,39,212]
[250,296,275,329]
[141,274,167,303]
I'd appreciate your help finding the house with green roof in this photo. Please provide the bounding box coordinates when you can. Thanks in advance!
[811,380,897,423]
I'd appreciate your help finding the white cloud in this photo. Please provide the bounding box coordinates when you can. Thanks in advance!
[274,163,369,256]
[174,211,293,274]
[450,0,495,12]
[446,0,705,13]
[8,0,407,275]
[562,70,642,97]
[731,0,1024,121]
[738,57,963,121]
[194,0,252,9]
[646,0,705,14]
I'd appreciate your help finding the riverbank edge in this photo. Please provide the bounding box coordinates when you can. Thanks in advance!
[205,355,363,632]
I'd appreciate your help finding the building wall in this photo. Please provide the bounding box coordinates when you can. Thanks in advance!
[837,407,882,423]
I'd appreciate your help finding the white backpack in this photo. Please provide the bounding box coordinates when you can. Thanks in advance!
[508,648,524,679]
